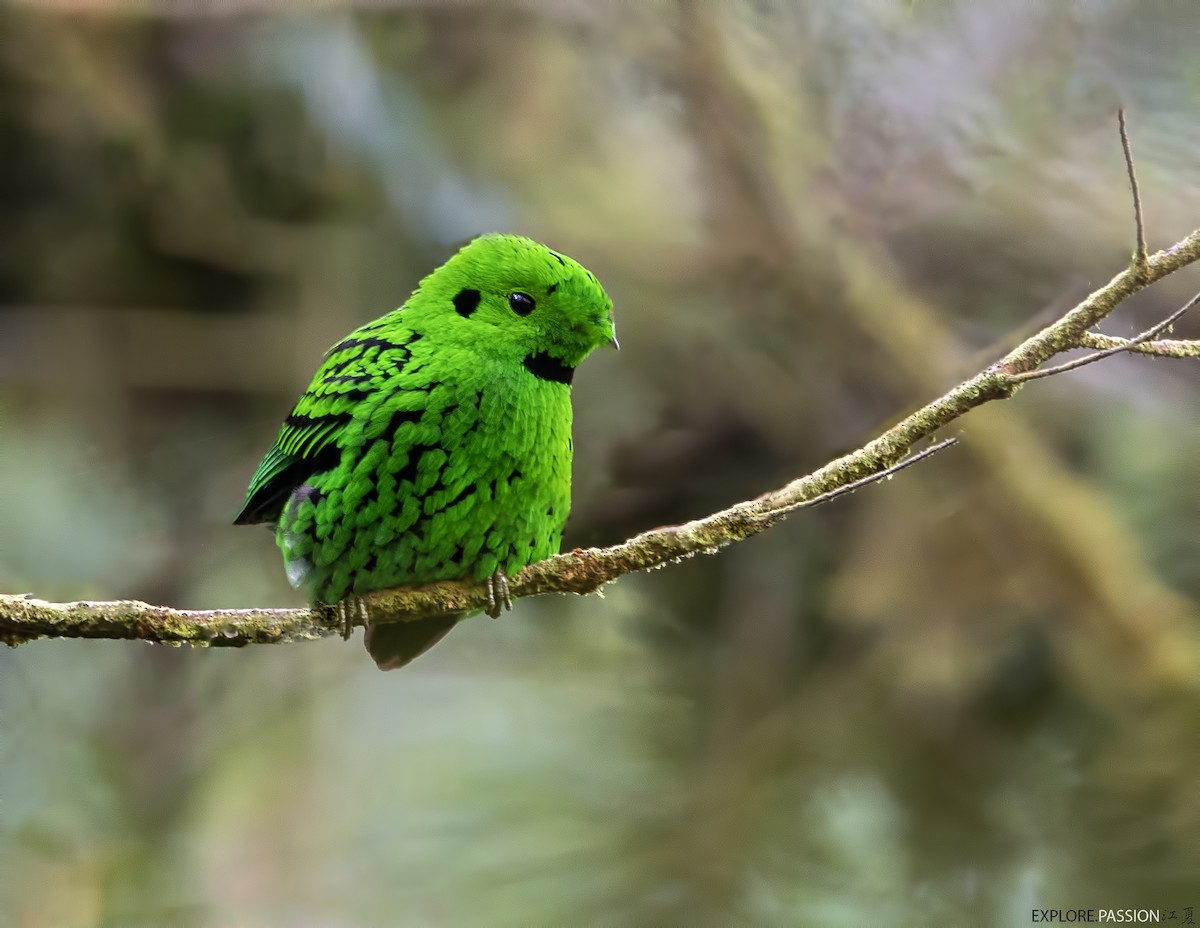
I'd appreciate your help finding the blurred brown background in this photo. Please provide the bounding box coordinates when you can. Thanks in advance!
[1,2,1198,926]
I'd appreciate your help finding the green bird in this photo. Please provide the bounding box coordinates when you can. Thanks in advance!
[234,234,616,669]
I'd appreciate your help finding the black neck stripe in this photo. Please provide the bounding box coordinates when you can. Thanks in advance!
[523,351,575,385]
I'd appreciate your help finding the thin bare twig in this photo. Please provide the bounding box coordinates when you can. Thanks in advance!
[751,438,959,524]
[1008,290,1200,383]
[1119,108,1149,268]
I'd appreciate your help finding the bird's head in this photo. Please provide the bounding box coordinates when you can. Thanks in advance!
[407,233,617,381]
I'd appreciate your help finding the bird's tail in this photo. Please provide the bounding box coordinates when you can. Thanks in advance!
[363,615,460,670]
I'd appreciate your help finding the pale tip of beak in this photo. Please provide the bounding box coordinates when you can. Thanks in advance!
[610,335,621,351]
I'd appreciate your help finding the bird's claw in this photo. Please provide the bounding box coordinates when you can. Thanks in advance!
[335,595,369,640]
[485,568,512,619]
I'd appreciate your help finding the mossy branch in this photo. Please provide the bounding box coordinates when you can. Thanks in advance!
[3,238,1198,649]
[3,116,1198,651]
[1077,331,1200,359]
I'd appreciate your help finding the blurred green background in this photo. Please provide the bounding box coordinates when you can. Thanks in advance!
[1,2,1198,926]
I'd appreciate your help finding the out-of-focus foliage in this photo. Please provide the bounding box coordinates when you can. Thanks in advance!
[1,3,1198,926]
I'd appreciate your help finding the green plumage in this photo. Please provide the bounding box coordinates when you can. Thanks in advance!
[235,234,616,668]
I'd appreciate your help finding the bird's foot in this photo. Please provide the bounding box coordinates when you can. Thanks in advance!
[485,568,512,619]
[335,595,369,640]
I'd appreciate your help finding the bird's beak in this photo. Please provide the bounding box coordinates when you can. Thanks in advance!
[610,335,620,351]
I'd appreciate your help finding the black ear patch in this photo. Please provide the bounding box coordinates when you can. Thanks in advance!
[454,288,481,317]
[523,351,575,385]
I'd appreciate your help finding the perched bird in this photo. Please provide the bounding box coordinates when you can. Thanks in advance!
[234,234,616,669]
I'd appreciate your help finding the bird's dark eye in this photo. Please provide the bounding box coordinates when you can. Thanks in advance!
[508,292,536,316]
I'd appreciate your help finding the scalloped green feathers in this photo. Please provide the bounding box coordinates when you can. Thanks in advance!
[235,234,616,668]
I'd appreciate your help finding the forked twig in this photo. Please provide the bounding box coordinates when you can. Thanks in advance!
[1008,290,1200,384]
